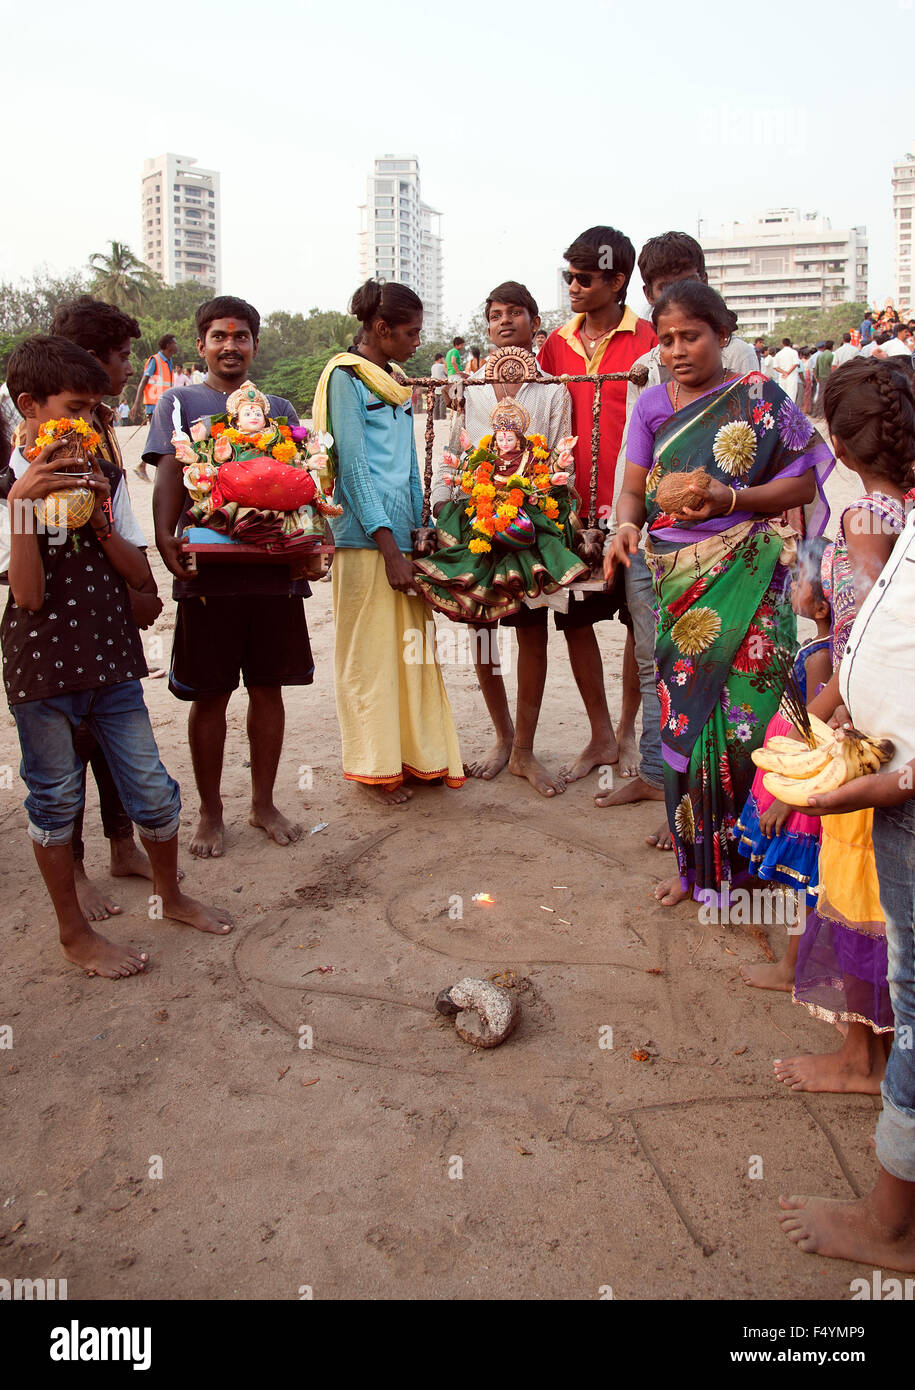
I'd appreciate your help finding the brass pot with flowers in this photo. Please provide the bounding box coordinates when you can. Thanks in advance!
[26,418,100,531]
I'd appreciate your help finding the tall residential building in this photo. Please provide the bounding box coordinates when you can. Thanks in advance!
[892,147,915,310]
[701,209,868,336]
[141,154,221,292]
[358,155,443,336]
[556,267,571,315]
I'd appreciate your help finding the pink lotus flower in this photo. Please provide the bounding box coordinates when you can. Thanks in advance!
[290,427,310,442]
[551,471,569,486]
[558,451,574,469]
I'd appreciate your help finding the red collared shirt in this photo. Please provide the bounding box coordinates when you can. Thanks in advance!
[539,307,657,521]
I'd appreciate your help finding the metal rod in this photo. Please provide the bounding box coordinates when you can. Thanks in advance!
[422,385,435,526]
[588,377,604,528]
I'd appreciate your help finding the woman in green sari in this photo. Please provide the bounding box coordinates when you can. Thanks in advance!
[608,282,834,906]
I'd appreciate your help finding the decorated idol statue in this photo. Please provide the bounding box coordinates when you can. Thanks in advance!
[172,380,340,550]
[411,398,588,624]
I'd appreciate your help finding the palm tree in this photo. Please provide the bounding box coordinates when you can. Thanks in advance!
[88,241,160,313]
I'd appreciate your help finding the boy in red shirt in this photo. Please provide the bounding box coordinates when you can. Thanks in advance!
[539,225,656,782]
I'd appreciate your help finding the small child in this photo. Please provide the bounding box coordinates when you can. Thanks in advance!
[737,536,832,990]
[1,336,231,979]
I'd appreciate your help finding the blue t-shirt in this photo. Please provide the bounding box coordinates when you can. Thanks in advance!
[143,383,308,600]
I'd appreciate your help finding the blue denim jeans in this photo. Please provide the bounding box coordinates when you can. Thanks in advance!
[624,548,663,789]
[12,680,181,847]
[873,800,915,1183]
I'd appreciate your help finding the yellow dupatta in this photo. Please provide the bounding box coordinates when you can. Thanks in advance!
[312,352,412,439]
[311,353,413,486]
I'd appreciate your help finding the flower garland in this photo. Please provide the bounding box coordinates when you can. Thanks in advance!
[26,416,101,461]
[443,431,567,556]
[211,421,297,463]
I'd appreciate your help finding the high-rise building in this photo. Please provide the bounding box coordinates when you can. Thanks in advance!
[701,209,868,336]
[556,267,571,315]
[141,154,221,292]
[358,155,443,336]
[892,148,915,310]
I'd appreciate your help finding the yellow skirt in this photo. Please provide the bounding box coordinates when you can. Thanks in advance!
[816,808,885,936]
[331,549,464,789]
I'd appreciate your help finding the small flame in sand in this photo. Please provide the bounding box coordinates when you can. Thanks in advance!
[472,893,495,905]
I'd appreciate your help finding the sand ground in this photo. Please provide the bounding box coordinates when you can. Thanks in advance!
[0,421,879,1301]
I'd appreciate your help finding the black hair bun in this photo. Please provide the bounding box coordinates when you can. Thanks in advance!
[350,279,383,325]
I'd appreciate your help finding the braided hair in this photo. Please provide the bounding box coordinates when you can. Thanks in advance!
[823,357,915,489]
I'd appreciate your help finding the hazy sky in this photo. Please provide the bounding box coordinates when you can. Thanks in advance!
[2,0,911,328]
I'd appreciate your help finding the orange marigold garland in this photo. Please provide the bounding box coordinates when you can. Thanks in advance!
[26,416,101,462]
[444,434,569,556]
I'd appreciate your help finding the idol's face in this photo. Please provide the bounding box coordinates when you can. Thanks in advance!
[237,402,266,432]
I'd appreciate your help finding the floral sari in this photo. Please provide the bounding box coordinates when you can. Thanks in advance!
[638,373,834,901]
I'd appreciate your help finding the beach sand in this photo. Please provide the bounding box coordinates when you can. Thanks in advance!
[0,422,876,1300]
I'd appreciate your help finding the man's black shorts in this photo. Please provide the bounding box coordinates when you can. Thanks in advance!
[169,595,314,700]
[500,568,632,633]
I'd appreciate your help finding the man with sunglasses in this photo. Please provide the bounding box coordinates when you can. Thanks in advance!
[538,226,656,784]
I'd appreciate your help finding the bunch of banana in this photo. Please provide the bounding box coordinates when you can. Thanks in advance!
[752,716,894,807]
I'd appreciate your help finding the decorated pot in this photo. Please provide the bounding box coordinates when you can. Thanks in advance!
[494,508,536,550]
[35,487,95,532]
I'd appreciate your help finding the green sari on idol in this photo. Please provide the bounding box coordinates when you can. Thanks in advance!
[413,444,588,625]
[629,372,834,902]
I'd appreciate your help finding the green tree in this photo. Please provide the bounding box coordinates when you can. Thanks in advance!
[88,241,159,314]
[135,316,198,373]
[259,348,340,417]
[0,267,91,375]
[766,301,869,348]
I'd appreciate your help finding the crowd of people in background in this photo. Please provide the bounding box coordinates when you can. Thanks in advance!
[754,307,915,420]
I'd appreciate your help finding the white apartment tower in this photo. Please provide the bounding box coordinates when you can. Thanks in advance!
[702,209,868,336]
[358,156,443,336]
[892,148,915,310]
[141,154,221,292]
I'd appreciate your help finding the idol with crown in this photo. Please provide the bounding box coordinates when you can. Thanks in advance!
[412,398,589,623]
[172,380,341,554]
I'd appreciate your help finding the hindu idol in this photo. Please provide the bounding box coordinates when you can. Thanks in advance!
[173,380,341,552]
[411,398,588,624]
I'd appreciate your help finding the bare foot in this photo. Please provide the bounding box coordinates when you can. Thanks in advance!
[161,891,232,935]
[62,928,148,978]
[772,1048,886,1094]
[190,812,226,859]
[645,820,675,851]
[249,805,302,847]
[654,875,690,907]
[740,957,795,991]
[594,774,665,809]
[361,783,414,806]
[561,735,618,784]
[465,738,513,781]
[73,863,122,922]
[509,746,566,797]
[617,727,639,778]
[133,464,150,482]
[777,1193,915,1271]
[109,837,153,880]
